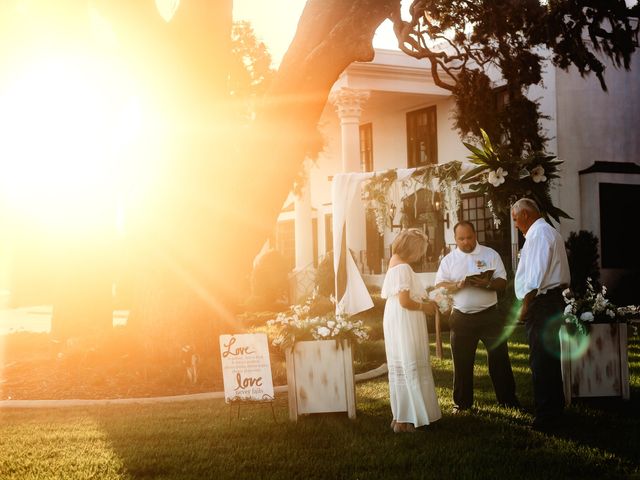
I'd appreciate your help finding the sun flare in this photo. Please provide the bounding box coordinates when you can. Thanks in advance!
[0,54,140,232]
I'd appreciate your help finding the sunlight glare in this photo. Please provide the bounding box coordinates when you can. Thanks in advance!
[156,0,180,23]
[0,54,140,232]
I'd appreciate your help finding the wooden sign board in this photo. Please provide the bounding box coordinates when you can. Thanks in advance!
[219,333,274,403]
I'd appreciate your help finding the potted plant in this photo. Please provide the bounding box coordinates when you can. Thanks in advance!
[560,279,638,403]
[267,290,369,421]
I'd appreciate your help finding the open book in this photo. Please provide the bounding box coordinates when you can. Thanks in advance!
[464,269,495,286]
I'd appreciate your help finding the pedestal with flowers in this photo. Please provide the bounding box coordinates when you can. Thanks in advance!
[267,291,369,421]
[560,280,637,404]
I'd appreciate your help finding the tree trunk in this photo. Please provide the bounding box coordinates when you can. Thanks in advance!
[17,0,399,370]
[101,0,236,360]
[123,0,399,363]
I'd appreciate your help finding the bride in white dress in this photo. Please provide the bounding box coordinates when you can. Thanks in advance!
[382,228,442,433]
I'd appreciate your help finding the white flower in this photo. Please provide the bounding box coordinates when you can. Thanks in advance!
[606,309,616,318]
[327,320,336,329]
[317,326,331,337]
[487,167,508,187]
[593,293,608,313]
[580,311,595,322]
[564,304,574,315]
[530,165,547,183]
[427,286,452,314]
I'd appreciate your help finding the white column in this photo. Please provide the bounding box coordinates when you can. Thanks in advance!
[329,88,370,173]
[329,88,370,262]
[294,181,314,270]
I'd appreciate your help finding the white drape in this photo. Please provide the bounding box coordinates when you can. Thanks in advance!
[331,169,416,316]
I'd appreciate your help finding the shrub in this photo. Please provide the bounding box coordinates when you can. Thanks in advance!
[315,251,335,297]
[566,230,601,297]
[244,249,289,312]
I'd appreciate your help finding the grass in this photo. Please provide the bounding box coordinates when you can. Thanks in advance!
[1,327,639,479]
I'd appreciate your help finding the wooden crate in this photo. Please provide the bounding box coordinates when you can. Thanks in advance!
[285,339,356,421]
[560,323,630,404]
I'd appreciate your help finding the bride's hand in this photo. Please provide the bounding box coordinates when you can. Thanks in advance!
[422,301,436,315]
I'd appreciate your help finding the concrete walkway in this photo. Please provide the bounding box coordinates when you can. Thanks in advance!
[0,364,389,409]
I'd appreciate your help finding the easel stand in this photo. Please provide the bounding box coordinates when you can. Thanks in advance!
[228,398,277,424]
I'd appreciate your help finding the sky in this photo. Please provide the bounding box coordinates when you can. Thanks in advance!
[232,0,399,67]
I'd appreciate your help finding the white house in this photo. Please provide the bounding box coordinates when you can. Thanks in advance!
[271,48,640,305]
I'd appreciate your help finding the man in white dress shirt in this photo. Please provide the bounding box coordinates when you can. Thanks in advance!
[512,198,570,431]
[436,221,519,413]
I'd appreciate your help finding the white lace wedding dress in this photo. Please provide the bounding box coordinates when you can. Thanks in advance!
[381,263,442,427]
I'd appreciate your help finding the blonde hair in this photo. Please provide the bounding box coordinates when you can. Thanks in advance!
[392,228,429,263]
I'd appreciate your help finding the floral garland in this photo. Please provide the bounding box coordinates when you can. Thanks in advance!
[361,169,397,235]
[361,162,462,236]
[411,161,462,221]
[562,278,639,336]
[459,129,571,227]
[266,290,369,351]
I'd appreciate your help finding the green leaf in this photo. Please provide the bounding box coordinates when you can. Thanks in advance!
[480,128,494,153]
[460,165,489,183]
[468,158,488,165]
[463,142,489,161]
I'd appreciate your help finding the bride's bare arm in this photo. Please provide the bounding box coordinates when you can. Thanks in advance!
[398,290,436,315]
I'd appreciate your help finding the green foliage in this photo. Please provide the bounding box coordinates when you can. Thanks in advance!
[394,0,639,158]
[453,70,547,158]
[566,230,601,296]
[459,129,571,226]
[229,21,275,122]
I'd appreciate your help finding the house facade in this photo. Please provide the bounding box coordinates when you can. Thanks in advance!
[272,48,640,304]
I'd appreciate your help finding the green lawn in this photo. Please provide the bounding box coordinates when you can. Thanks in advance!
[1,327,639,480]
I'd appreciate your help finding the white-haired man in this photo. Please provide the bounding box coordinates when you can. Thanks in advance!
[512,198,570,431]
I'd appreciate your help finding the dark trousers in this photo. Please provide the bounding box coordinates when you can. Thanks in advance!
[449,305,518,410]
[523,289,565,421]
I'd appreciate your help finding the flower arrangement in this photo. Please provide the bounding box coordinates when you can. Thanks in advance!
[425,286,453,314]
[266,290,369,350]
[562,278,639,336]
[459,129,571,228]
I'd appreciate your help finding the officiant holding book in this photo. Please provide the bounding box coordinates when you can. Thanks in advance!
[435,221,519,413]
